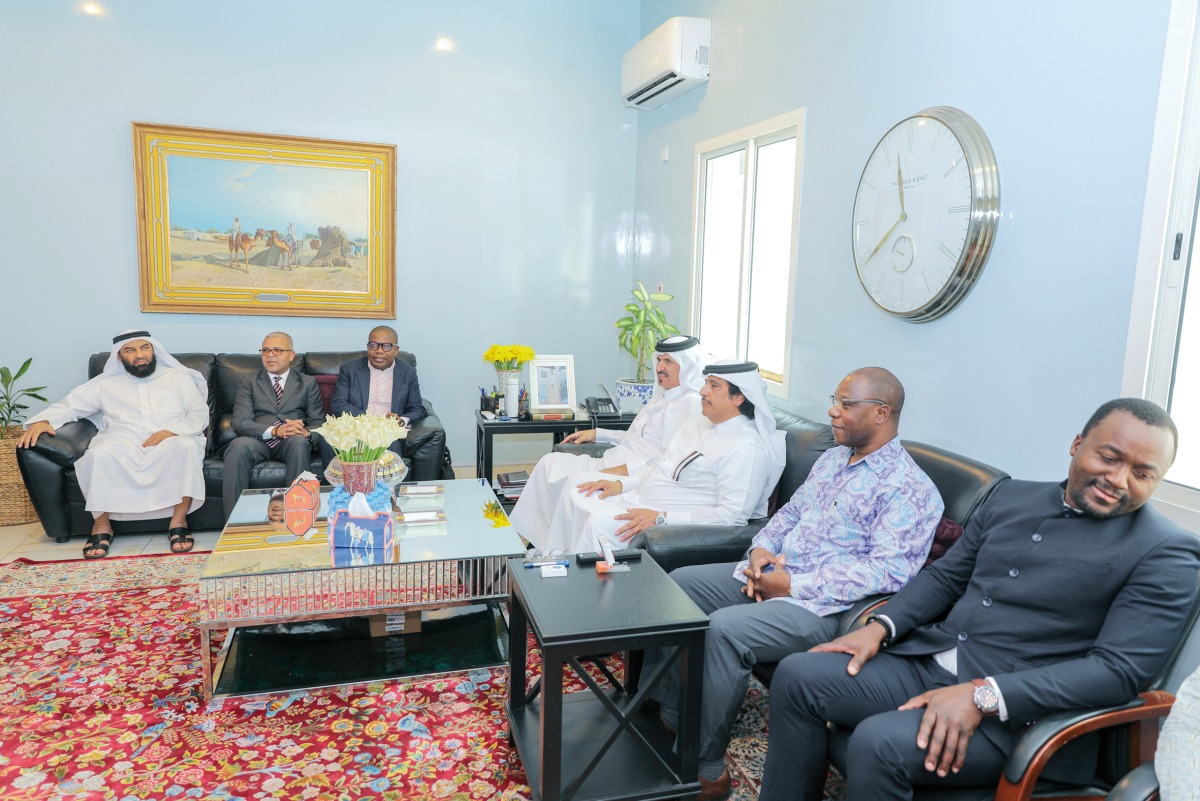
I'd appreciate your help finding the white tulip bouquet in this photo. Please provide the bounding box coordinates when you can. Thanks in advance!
[318,413,408,463]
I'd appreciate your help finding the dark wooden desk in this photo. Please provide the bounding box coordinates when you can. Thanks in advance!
[507,553,708,801]
[474,411,590,482]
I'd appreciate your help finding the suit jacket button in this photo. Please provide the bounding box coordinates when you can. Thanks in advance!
[1009,568,1019,578]
[982,597,992,607]
[958,632,968,641]
[1032,533,1043,542]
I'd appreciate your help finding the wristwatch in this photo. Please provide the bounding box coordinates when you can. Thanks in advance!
[864,615,894,648]
[654,512,666,526]
[971,678,1000,716]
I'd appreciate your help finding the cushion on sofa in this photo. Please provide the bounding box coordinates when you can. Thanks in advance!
[925,516,964,567]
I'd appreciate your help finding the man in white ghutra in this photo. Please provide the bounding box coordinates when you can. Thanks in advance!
[539,360,786,555]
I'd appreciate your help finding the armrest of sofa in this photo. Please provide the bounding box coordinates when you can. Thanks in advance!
[402,401,447,481]
[1105,763,1159,801]
[994,691,1175,801]
[24,420,97,467]
[14,420,97,542]
[553,442,613,458]
[626,519,768,575]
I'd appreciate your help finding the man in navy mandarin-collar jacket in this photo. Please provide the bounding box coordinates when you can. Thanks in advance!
[759,398,1200,801]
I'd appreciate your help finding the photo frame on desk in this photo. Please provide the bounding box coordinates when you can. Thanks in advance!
[529,356,576,416]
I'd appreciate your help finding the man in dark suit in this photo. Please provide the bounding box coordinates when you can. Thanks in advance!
[759,398,1200,801]
[319,325,428,472]
[221,332,324,520]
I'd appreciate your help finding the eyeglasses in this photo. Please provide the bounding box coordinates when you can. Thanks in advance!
[259,347,293,356]
[829,395,886,410]
[367,342,397,352]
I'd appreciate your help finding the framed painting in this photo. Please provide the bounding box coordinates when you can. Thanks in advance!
[529,356,576,416]
[132,122,395,318]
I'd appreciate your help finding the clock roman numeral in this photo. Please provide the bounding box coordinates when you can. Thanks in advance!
[873,271,886,296]
[928,126,942,155]
[939,243,957,261]
[906,121,913,151]
[947,203,970,214]
[943,157,963,178]
[881,142,891,163]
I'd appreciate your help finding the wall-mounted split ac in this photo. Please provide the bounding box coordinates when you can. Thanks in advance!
[621,16,711,110]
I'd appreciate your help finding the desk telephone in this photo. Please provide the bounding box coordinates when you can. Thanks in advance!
[584,396,637,422]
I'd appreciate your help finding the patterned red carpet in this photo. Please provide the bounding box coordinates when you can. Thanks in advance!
[0,555,796,800]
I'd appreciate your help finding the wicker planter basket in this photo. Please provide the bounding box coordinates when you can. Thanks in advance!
[0,426,37,526]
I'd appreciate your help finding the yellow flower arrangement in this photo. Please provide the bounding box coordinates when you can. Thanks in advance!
[481,499,511,528]
[318,412,407,463]
[482,344,536,371]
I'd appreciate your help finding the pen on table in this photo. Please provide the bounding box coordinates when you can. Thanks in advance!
[523,560,570,568]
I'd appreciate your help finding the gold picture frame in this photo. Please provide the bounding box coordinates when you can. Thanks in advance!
[133,122,396,318]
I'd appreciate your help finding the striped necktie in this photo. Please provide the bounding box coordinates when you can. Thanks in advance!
[267,376,283,447]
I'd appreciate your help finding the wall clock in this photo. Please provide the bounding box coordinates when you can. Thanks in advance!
[851,106,1000,322]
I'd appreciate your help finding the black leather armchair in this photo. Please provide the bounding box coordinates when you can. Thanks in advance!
[15,350,448,542]
[818,583,1200,801]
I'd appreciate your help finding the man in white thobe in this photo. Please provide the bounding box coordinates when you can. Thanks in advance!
[510,335,710,551]
[540,360,787,555]
[18,330,208,559]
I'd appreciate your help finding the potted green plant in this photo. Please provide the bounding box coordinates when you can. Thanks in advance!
[614,281,680,410]
[0,358,47,526]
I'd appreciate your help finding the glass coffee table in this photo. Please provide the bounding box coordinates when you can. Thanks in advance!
[198,479,525,698]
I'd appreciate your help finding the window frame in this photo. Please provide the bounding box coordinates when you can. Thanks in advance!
[689,108,807,399]
[1125,0,1200,526]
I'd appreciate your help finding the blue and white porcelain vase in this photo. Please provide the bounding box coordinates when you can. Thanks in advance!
[614,378,654,413]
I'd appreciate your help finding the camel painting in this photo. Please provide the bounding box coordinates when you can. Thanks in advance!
[139,123,391,317]
[227,228,265,271]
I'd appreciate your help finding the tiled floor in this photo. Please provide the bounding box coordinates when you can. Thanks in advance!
[0,520,221,563]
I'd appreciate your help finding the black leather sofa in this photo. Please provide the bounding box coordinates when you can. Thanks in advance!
[606,407,1011,574]
[16,350,449,542]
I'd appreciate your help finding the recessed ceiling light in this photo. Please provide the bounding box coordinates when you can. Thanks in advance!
[434,37,456,53]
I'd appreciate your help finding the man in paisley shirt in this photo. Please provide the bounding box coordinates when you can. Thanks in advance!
[646,366,943,801]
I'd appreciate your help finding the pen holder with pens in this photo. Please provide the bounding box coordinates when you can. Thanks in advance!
[480,396,497,413]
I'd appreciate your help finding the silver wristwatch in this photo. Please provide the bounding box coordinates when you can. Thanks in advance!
[971,679,1000,716]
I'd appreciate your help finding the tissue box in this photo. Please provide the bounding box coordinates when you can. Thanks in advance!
[283,475,321,537]
[329,508,397,566]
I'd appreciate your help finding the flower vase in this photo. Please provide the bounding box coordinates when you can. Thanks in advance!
[496,369,522,418]
[340,459,379,495]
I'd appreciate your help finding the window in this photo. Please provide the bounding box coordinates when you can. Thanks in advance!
[691,109,805,394]
[1127,1,1200,519]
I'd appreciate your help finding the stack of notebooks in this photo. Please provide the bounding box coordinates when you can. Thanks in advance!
[494,469,529,501]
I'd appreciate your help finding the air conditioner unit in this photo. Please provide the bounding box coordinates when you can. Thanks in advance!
[621,16,710,110]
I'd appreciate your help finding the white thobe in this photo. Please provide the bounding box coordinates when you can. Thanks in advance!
[509,386,701,550]
[539,414,773,555]
[27,368,208,520]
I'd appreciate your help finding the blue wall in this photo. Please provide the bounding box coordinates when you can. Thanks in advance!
[1,1,1178,482]
[634,0,1172,479]
[0,1,641,467]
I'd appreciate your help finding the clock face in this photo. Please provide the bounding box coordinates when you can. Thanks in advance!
[851,107,999,322]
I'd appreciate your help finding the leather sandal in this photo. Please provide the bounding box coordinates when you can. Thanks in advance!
[168,527,194,553]
[83,531,114,560]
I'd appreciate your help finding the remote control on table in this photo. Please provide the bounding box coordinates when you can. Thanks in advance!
[575,548,643,565]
